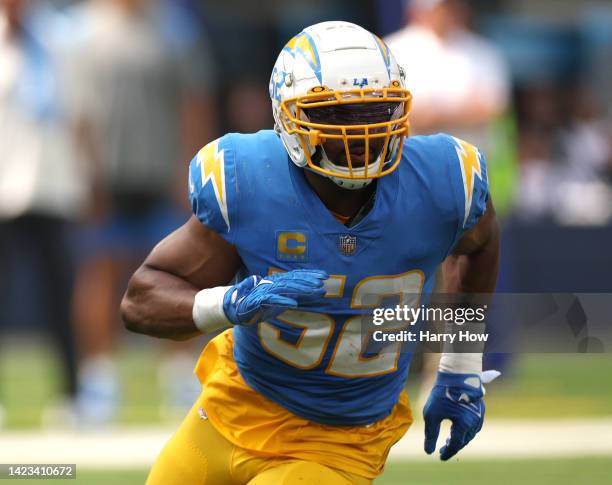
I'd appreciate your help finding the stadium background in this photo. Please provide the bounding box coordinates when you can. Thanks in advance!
[0,0,611,483]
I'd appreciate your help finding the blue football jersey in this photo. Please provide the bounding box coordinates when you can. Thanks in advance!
[188,130,488,426]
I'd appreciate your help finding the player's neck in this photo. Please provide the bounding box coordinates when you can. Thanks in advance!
[303,170,376,222]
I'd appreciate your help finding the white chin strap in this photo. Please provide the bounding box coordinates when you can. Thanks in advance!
[319,151,382,190]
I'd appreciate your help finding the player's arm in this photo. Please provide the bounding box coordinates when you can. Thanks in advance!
[120,216,242,341]
[423,201,500,460]
[443,197,500,295]
[121,216,327,342]
[437,196,500,375]
[423,134,502,460]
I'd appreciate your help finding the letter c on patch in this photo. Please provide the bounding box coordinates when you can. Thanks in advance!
[278,232,306,255]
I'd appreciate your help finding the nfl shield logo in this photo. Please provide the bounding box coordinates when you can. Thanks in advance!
[339,234,357,255]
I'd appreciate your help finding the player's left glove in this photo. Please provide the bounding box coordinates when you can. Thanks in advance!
[423,370,500,461]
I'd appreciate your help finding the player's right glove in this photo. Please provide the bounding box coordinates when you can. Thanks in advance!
[192,269,327,332]
[223,269,328,325]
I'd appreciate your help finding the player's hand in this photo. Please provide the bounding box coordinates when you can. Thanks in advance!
[423,370,500,461]
[222,269,328,326]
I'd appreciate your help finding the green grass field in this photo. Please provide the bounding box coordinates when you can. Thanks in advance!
[2,336,611,428]
[11,457,612,485]
[380,457,612,484]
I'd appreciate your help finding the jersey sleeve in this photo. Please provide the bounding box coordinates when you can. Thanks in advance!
[188,134,238,241]
[442,134,490,237]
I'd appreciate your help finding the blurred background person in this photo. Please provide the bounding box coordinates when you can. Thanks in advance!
[385,0,510,152]
[513,83,565,221]
[552,84,612,225]
[68,0,216,424]
[0,0,85,426]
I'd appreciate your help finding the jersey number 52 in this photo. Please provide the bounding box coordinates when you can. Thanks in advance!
[258,270,424,378]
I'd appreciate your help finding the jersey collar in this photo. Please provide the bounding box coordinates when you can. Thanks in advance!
[288,158,400,256]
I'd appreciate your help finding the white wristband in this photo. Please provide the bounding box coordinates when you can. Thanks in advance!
[192,286,232,333]
[439,352,483,375]
[438,318,485,374]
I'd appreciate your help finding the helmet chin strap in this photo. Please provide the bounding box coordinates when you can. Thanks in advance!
[317,147,380,190]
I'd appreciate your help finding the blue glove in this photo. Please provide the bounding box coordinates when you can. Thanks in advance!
[222,269,328,326]
[423,370,499,461]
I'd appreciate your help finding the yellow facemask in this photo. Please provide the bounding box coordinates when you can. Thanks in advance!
[278,84,412,180]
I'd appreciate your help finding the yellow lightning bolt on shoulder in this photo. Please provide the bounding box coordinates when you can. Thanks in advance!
[453,137,484,227]
[197,140,229,230]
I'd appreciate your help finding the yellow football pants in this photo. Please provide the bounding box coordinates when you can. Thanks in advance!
[146,398,372,485]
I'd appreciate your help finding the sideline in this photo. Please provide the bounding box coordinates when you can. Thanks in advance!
[0,419,611,467]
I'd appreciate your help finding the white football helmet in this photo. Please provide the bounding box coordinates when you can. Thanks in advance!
[270,21,411,190]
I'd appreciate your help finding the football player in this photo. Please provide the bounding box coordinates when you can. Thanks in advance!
[121,21,500,485]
